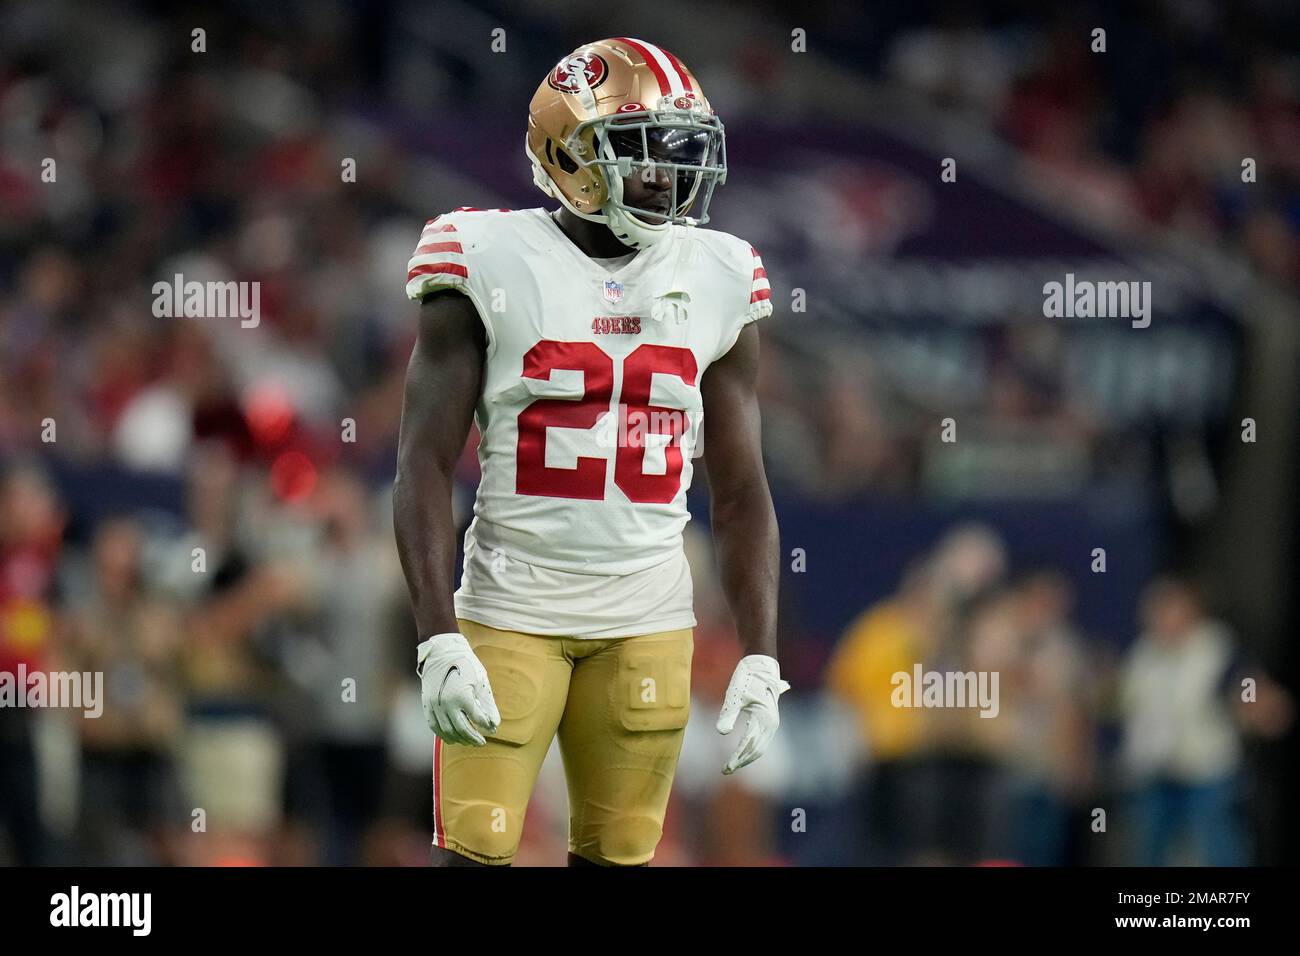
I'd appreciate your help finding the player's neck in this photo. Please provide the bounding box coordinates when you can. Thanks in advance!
[551,208,638,260]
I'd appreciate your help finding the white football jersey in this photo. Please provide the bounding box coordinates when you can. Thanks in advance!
[404,207,771,635]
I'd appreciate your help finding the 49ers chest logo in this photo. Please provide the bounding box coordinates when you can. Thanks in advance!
[591,316,641,335]
[548,53,610,94]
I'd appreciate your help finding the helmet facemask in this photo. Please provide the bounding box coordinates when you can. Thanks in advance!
[597,114,726,221]
[563,108,727,249]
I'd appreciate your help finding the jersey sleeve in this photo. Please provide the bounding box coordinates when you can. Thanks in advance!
[405,213,470,300]
[404,210,498,354]
[744,244,773,323]
[712,239,772,362]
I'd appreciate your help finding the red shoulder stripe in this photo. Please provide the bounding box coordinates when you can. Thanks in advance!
[407,263,469,282]
[414,240,464,256]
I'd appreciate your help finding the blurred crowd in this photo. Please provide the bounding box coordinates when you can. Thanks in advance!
[2,3,1293,501]
[3,454,1291,865]
[821,525,1292,866]
[847,1,1300,287]
[0,456,430,865]
[756,0,1297,502]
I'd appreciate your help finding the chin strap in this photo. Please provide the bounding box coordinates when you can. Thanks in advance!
[531,156,556,198]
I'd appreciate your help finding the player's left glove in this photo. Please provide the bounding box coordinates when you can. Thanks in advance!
[716,654,790,775]
[417,632,501,747]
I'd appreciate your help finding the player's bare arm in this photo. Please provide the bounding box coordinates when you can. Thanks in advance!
[393,290,483,637]
[702,322,791,774]
[702,322,778,659]
[394,291,501,750]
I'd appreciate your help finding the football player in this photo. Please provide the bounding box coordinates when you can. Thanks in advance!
[394,37,788,867]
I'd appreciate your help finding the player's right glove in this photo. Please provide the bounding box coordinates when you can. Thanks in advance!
[417,633,501,746]
[717,654,790,775]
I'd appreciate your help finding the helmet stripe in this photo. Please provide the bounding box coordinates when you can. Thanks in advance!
[660,47,691,92]
[617,37,686,96]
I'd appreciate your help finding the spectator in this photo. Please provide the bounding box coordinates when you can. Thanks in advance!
[65,517,187,864]
[1002,571,1096,865]
[826,560,940,864]
[0,463,64,865]
[1118,576,1247,866]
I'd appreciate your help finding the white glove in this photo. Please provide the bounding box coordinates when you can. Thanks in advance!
[417,633,501,747]
[716,654,790,775]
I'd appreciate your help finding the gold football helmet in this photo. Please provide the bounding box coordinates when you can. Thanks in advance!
[526,38,727,249]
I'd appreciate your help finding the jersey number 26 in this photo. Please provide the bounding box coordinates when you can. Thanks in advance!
[516,340,697,504]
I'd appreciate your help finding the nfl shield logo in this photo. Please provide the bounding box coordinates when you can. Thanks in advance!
[602,279,624,305]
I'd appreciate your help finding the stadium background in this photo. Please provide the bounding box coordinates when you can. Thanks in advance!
[1,0,1297,866]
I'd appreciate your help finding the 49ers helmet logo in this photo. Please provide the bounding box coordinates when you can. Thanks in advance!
[548,53,610,94]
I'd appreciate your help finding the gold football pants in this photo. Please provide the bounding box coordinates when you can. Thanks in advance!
[433,619,693,866]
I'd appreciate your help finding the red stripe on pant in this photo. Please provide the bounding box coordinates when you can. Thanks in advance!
[433,736,446,848]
